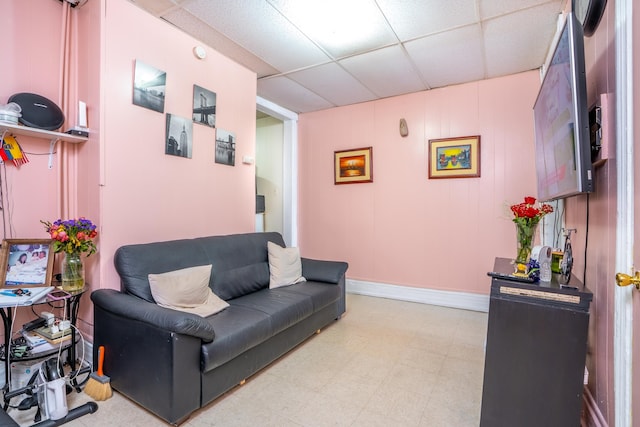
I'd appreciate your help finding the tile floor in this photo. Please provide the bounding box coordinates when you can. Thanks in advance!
[11,294,488,426]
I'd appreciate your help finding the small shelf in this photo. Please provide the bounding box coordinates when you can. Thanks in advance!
[0,340,75,363]
[0,122,87,144]
[0,123,88,169]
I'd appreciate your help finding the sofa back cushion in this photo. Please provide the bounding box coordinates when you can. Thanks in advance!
[114,232,287,302]
[115,239,212,302]
[195,232,285,300]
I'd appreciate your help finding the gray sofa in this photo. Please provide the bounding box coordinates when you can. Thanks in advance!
[90,232,348,425]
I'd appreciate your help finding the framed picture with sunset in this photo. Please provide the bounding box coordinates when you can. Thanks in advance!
[334,147,373,184]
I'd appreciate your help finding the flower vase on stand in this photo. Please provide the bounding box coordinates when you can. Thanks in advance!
[61,252,84,292]
[42,217,98,292]
[510,197,554,265]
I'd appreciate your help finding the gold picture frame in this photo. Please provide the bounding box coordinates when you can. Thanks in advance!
[428,135,481,179]
[0,239,55,288]
[334,147,373,185]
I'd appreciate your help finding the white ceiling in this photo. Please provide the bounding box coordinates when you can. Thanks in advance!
[128,0,567,114]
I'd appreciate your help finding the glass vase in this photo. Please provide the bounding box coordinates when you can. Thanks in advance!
[61,252,84,292]
[515,221,538,264]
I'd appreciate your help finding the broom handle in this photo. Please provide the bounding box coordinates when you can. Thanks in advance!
[97,345,105,376]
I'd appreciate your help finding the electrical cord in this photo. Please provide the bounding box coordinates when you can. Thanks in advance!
[6,303,20,392]
[583,193,591,286]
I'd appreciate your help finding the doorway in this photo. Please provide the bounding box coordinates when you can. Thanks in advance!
[256,112,284,236]
[256,96,299,246]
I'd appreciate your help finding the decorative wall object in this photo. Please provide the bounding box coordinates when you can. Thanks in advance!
[334,147,373,184]
[215,129,235,166]
[165,114,193,158]
[132,60,166,113]
[0,239,54,288]
[428,135,481,179]
[192,85,216,128]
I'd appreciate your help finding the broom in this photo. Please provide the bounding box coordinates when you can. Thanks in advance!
[84,345,112,401]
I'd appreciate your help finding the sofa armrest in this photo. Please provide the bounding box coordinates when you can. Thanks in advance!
[301,258,348,284]
[91,289,215,342]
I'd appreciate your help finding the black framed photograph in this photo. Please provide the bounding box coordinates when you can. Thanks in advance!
[0,239,55,288]
[132,60,166,113]
[165,114,193,159]
[215,129,235,166]
[192,85,216,128]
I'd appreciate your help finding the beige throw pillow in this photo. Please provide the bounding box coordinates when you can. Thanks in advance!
[268,241,306,289]
[148,264,229,317]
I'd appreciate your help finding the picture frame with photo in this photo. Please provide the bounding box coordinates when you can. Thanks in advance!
[334,147,373,184]
[428,135,481,179]
[166,114,193,159]
[192,85,217,128]
[132,60,166,113]
[0,239,55,288]
[215,129,236,166]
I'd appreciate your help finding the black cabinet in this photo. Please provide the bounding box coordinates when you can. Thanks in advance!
[480,257,592,427]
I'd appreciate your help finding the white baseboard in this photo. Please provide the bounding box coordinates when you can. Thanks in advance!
[346,279,490,312]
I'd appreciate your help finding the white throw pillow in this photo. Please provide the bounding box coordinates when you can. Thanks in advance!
[148,264,229,317]
[267,241,306,289]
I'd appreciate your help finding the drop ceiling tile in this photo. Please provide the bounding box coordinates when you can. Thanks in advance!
[376,0,479,41]
[339,45,426,98]
[483,3,560,78]
[162,9,279,78]
[129,0,180,16]
[479,0,565,20]
[269,0,397,59]
[404,24,486,89]
[287,63,377,107]
[183,0,330,72]
[257,76,335,113]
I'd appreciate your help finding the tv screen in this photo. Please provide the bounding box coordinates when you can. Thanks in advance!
[533,12,593,201]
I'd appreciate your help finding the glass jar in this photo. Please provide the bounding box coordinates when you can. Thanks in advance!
[61,252,84,292]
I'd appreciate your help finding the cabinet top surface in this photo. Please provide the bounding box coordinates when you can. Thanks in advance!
[491,257,593,300]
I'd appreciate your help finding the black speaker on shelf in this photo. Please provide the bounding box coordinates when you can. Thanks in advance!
[8,93,65,131]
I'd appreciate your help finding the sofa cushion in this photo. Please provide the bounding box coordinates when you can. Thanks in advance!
[231,289,313,334]
[115,239,211,302]
[277,281,341,312]
[201,288,314,372]
[195,233,286,300]
[267,241,306,289]
[201,305,273,371]
[148,265,229,317]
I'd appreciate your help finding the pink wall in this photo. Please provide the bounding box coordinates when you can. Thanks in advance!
[1,0,66,231]
[299,71,540,294]
[98,0,258,294]
[3,0,258,338]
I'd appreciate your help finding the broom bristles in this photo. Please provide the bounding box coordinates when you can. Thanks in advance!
[84,372,112,401]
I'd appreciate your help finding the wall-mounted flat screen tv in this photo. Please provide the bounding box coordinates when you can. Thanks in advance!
[533,12,593,202]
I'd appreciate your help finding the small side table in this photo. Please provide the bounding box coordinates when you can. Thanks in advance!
[0,286,87,406]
